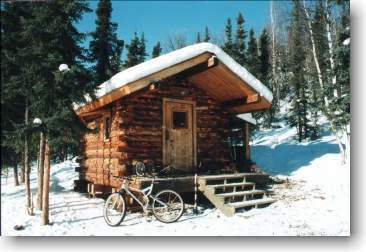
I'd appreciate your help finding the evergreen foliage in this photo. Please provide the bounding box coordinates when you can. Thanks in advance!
[332,1,350,127]
[196,32,201,43]
[222,18,234,56]
[1,0,95,166]
[152,41,162,58]
[89,0,124,84]
[288,0,310,141]
[123,32,147,68]
[246,29,260,77]
[233,12,246,66]
[258,28,274,128]
[204,26,210,42]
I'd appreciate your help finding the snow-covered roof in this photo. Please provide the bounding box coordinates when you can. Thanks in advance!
[75,43,273,113]
[236,113,257,125]
[95,42,272,102]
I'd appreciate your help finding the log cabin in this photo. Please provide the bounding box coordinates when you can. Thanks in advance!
[74,43,275,216]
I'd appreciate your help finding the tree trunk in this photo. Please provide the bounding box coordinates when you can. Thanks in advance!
[24,100,33,216]
[302,1,328,106]
[41,137,51,225]
[20,151,25,183]
[325,0,339,98]
[270,1,279,101]
[37,132,45,210]
[13,160,19,186]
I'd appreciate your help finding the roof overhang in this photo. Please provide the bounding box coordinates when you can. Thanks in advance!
[75,43,273,118]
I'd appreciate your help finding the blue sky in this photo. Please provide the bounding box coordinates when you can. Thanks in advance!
[77,1,270,60]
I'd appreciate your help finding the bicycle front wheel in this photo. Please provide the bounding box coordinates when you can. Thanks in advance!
[103,192,126,226]
[152,190,184,223]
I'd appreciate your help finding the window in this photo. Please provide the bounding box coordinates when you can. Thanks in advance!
[172,111,187,129]
[104,116,111,139]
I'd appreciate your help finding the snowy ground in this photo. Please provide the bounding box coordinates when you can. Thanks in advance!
[1,123,350,236]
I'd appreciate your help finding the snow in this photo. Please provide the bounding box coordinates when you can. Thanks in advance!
[343,37,350,46]
[73,43,273,109]
[1,122,349,236]
[237,113,257,125]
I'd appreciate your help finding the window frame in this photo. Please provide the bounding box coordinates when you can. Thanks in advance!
[172,110,188,129]
[103,114,111,140]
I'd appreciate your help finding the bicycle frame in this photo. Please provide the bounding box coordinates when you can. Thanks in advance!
[118,177,164,211]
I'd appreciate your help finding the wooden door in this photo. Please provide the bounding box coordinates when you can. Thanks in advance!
[163,98,196,172]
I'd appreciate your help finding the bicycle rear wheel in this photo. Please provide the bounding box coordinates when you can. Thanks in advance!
[152,190,184,223]
[103,193,127,226]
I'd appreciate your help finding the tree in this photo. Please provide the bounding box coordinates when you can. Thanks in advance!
[332,0,350,161]
[258,28,275,128]
[9,0,95,225]
[222,18,234,56]
[246,29,259,77]
[89,0,124,84]
[196,32,201,43]
[1,1,37,214]
[204,26,210,42]
[123,33,142,68]
[165,33,188,51]
[234,12,246,66]
[138,32,148,62]
[152,41,162,58]
[259,29,271,85]
[288,0,309,141]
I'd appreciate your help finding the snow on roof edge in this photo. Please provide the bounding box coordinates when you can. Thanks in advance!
[75,43,273,110]
[236,113,257,125]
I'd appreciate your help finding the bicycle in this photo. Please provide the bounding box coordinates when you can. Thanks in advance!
[103,173,185,226]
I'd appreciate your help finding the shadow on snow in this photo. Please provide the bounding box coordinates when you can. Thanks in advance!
[251,139,339,176]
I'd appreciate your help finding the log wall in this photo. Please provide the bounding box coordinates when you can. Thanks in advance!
[80,77,239,188]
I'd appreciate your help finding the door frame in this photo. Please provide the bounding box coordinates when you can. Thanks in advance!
[162,98,197,169]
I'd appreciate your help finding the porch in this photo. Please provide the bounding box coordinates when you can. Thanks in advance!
[84,171,276,217]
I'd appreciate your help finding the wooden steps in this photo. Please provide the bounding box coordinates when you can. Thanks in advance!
[217,189,265,198]
[228,198,277,209]
[197,172,276,217]
[208,182,255,189]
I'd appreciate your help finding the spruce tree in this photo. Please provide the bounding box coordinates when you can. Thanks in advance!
[222,18,234,56]
[234,12,246,66]
[138,32,148,63]
[333,1,350,127]
[123,33,141,68]
[258,28,275,128]
[259,29,271,84]
[8,0,94,224]
[196,32,201,43]
[152,41,162,58]
[1,2,30,186]
[110,39,124,75]
[204,26,210,42]
[246,29,260,78]
[1,1,39,212]
[288,0,309,141]
[89,0,124,84]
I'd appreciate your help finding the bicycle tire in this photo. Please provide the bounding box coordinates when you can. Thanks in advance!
[134,161,145,177]
[103,192,127,226]
[152,190,184,223]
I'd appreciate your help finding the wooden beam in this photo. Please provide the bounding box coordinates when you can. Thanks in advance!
[207,55,218,68]
[80,109,110,118]
[76,53,213,115]
[231,97,272,114]
[173,55,218,80]
[222,93,260,108]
